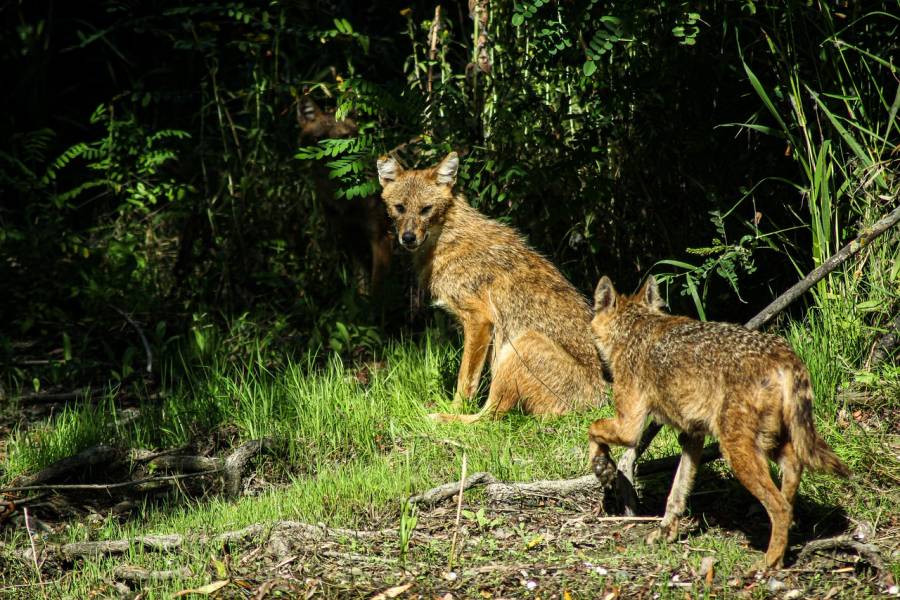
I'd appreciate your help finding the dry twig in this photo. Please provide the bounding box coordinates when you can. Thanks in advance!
[23,507,44,588]
[448,452,467,570]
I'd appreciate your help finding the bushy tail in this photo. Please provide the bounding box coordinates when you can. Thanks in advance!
[784,369,851,478]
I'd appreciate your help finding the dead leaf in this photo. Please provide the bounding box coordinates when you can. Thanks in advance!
[371,582,413,600]
[563,590,573,600]
[173,580,230,597]
[211,557,228,579]
[699,556,716,586]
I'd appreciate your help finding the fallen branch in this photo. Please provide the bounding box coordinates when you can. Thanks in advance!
[797,535,887,581]
[10,387,93,404]
[745,203,900,331]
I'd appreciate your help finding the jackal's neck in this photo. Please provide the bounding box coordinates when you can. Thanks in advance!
[602,306,658,370]
[438,194,486,237]
[411,194,481,279]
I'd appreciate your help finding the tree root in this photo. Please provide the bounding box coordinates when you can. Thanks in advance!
[10,445,121,488]
[407,447,722,508]
[21,520,410,562]
[484,475,601,503]
[797,535,889,582]
[408,472,497,506]
[1,439,271,498]
[113,565,193,582]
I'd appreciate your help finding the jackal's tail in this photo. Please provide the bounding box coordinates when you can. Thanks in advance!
[783,369,851,478]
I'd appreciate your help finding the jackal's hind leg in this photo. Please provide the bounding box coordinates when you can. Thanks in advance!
[647,433,704,544]
[723,434,792,569]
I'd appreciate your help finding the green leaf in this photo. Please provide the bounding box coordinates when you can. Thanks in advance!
[583,60,597,76]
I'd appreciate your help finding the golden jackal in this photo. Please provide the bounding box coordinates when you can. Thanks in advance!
[376,152,605,422]
[588,275,850,569]
[299,96,392,294]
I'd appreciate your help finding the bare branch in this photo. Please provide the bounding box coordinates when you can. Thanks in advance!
[745,202,900,330]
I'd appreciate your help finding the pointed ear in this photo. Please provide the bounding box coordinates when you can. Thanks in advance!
[434,152,459,186]
[594,276,617,313]
[376,156,402,187]
[299,96,321,123]
[640,275,665,310]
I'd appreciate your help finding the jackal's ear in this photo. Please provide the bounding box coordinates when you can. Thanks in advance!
[376,156,402,187]
[434,152,459,186]
[298,96,321,123]
[594,276,617,313]
[639,275,665,310]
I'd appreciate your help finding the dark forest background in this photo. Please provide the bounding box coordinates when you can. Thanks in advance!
[1,0,897,386]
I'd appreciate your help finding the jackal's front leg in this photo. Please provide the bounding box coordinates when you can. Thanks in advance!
[587,390,647,488]
[453,314,492,409]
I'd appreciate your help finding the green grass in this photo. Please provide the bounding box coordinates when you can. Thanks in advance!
[2,304,897,597]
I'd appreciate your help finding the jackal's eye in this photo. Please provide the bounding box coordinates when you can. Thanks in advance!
[420,205,432,215]
[394,204,406,214]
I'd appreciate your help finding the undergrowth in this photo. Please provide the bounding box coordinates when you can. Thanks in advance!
[2,292,898,597]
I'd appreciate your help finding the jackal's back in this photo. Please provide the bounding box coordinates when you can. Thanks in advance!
[429,201,599,370]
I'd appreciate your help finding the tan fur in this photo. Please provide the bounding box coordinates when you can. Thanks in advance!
[588,275,850,569]
[376,152,605,422]
[299,96,392,294]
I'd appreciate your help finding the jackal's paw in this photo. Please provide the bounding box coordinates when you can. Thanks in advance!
[591,454,617,487]
[428,412,453,423]
[743,559,772,579]
[646,522,678,545]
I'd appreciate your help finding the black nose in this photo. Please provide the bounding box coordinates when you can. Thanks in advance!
[401,232,416,245]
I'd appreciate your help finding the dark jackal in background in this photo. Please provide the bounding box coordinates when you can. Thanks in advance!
[298,96,392,295]
[376,152,605,423]
[588,275,850,569]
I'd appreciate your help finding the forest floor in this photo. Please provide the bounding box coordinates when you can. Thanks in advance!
[0,333,898,599]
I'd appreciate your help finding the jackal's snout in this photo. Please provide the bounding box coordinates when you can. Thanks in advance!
[400,230,421,248]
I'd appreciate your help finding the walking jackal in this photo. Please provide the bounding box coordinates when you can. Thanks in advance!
[376,152,605,422]
[588,275,850,569]
[299,96,392,294]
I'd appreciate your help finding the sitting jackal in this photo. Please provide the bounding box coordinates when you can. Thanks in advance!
[376,152,605,422]
[588,275,850,569]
